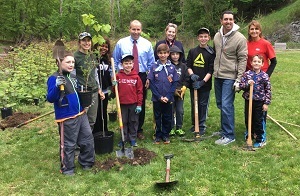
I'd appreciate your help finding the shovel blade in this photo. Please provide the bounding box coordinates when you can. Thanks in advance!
[116,147,134,159]
[155,180,178,188]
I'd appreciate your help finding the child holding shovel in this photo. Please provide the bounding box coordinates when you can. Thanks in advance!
[47,51,95,176]
[186,27,215,136]
[148,44,179,144]
[114,54,143,147]
[239,54,271,148]
[169,45,189,137]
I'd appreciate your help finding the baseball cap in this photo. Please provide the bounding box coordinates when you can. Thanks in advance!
[121,54,134,62]
[78,32,92,40]
[197,27,210,35]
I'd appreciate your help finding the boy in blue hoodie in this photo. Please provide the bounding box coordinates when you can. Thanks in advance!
[169,45,190,136]
[47,51,94,176]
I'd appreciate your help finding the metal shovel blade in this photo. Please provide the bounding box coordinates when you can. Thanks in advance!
[155,180,178,188]
[116,147,134,159]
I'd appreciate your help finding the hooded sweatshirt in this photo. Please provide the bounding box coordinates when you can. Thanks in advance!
[169,45,189,89]
[116,69,143,106]
[213,23,247,81]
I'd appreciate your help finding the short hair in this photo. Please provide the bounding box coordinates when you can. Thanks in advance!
[221,10,234,19]
[248,20,263,41]
[156,43,169,53]
[130,20,142,29]
[56,51,74,66]
[252,54,264,63]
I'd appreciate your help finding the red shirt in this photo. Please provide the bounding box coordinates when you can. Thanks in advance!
[247,38,276,72]
[116,70,143,106]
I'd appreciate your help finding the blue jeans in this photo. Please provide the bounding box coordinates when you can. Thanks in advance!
[214,78,235,139]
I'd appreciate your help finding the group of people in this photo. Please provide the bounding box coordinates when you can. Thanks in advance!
[46,10,276,175]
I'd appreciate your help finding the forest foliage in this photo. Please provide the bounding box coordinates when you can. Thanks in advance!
[0,0,296,43]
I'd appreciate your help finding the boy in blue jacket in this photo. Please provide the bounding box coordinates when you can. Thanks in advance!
[47,51,94,176]
[148,44,178,144]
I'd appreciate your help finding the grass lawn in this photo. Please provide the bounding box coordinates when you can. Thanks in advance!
[0,51,299,195]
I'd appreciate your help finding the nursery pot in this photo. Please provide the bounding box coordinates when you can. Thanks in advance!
[93,131,114,154]
[1,107,13,119]
[33,98,40,106]
[78,91,93,108]
[108,111,117,122]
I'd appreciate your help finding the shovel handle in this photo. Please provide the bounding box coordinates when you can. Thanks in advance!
[16,110,54,128]
[246,82,254,146]
[165,158,171,183]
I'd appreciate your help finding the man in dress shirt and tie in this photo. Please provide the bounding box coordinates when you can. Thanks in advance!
[113,20,155,140]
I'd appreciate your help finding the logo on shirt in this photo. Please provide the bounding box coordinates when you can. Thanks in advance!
[193,53,205,68]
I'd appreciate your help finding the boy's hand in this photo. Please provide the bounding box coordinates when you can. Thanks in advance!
[180,86,186,99]
[174,89,181,97]
[262,104,268,111]
[56,76,66,87]
[193,80,205,89]
[190,74,200,82]
[135,106,142,114]
[112,80,118,86]
[99,90,105,100]
[145,79,150,89]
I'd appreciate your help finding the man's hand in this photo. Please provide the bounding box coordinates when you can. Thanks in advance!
[99,90,105,100]
[233,80,241,92]
[190,74,200,82]
[135,106,142,114]
[55,76,66,87]
[145,79,150,89]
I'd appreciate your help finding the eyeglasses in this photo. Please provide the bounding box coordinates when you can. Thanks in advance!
[167,23,178,29]
[79,32,92,40]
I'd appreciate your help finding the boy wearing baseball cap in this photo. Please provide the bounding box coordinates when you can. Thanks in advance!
[114,54,143,147]
[186,27,215,137]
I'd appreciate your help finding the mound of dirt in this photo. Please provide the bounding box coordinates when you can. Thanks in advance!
[0,112,40,130]
[94,148,157,171]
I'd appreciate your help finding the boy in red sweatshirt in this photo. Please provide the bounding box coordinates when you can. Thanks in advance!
[116,54,143,147]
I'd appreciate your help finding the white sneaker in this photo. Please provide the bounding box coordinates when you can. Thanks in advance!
[215,136,235,145]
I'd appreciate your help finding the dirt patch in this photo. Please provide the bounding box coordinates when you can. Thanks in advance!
[0,112,40,130]
[94,148,157,171]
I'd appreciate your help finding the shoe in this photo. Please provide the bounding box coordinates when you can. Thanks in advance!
[154,137,161,144]
[82,166,92,171]
[253,141,266,148]
[137,132,145,140]
[170,129,176,136]
[215,136,235,145]
[163,137,170,144]
[153,132,156,140]
[189,126,195,132]
[130,140,138,147]
[61,170,75,176]
[175,129,185,136]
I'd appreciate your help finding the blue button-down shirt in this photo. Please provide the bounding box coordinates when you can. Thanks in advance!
[113,36,155,73]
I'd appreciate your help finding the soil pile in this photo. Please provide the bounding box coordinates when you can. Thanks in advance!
[0,112,40,130]
[94,148,157,171]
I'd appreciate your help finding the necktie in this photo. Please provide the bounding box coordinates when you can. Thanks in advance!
[132,40,139,72]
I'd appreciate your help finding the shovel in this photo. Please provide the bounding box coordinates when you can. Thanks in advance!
[53,39,68,107]
[156,154,178,188]
[111,58,134,159]
[244,82,255,151]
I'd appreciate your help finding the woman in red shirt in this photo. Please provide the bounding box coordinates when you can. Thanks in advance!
[247,20,277,77]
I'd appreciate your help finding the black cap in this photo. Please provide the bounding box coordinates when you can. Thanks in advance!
[197,27,210,35]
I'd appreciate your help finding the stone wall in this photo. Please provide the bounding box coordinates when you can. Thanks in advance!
[265,21,300,43]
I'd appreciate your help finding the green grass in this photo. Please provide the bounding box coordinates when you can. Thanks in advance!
[0,51,299,195]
